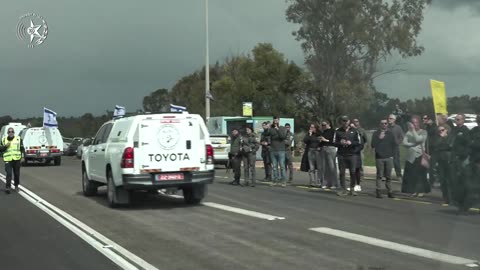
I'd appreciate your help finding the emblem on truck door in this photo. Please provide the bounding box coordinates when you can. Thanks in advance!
[157,124,180,150]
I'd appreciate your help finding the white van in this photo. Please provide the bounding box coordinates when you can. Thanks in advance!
[81,112,215,207]
[20,127,63,165]
[1,122,27,140]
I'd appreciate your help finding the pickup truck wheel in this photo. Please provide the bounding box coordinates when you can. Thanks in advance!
[54,156,61,166]
[183,184,206,205]
[107,171,131,208]
[82,167,97,196]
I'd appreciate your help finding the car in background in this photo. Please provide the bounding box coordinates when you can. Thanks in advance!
[64,137,83,156]
[209,134,231,167]
[448,114,478,130]
[76,137,93,159]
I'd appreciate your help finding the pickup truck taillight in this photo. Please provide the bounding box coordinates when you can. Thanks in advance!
[121,147,134,168]
[206,144,213,165]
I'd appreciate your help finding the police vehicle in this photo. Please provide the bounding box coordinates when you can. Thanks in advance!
[19,127,64,165]
[81,112,215,207]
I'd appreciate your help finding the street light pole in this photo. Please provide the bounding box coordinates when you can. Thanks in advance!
[205,0,210,123]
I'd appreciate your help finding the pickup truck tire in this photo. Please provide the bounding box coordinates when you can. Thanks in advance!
[82,166,97,196]
[183,184,206,205]
[54,157,61,166]
[107,170,131,208]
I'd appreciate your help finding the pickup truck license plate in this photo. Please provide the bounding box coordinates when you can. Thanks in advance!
[156,173,184,181]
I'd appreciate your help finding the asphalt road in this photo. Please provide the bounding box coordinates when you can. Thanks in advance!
[1,157,479,270]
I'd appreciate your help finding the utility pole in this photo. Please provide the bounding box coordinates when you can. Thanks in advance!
[205,0,210,123]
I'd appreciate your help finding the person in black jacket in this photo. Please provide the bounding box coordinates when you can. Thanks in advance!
[335,115,362,196]
[319,120,338,188]
[260,122,272,181]
[303,123,322,187]
[371,120,396,199]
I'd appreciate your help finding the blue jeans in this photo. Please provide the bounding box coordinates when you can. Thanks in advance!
[270,150,286,182]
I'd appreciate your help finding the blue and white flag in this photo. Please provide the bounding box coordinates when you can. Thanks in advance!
[43,107,58,127]
[113,105,126,118]
[170,104,187,112]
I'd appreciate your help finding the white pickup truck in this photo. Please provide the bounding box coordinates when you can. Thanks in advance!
[81,112,215,207]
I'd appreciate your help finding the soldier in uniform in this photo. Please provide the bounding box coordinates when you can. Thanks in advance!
[450,114,472,214]
[260,122,272,181]
[284,123,294,184]
[229,128,243,186]
[242,126,259,187]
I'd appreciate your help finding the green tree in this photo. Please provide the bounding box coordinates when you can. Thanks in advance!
[143,88,170,112]
[286,0,432,119]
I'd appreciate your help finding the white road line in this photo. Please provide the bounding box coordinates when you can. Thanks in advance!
[202,202,285,221]
[157,191,286,221]
[310,227,479,267]
[0,174,159,270]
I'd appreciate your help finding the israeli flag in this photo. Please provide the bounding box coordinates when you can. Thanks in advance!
[170,104,187,112]
[113,105,126,118]
[43,108,58,127]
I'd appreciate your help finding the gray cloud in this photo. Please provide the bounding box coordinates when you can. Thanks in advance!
[434,0,480,12]
[0,0,478,118]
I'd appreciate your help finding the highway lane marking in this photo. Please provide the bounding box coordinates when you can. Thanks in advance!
[202,202,285,221]
[0,174,159,270]
[157,190,286,221]
[310,227,479,267]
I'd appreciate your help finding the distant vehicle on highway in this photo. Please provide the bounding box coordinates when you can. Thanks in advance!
[209,134,230,167]
[19,127,63,165]
[81,112,215,207]
[64,137,83,156]
[76,137,93,159]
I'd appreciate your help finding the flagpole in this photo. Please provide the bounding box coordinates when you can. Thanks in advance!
[205,0,210,123]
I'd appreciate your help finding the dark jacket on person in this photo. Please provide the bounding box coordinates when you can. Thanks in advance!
[229,134,242,156]
[334,127,362,156]
[357,127,368,147]
[469,126,480,163]
[260,129,271,152]
[451,125,471,160]
[241,133,259,154]
[425,123,438,154]
[320,128,336,147]
[266,126,287,151]
[388,123,404,145]
[303,132,321,150]
[433,135,453,162]
[371,129,396,159]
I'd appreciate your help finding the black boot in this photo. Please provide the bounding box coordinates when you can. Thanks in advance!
[376,190,382,199]
[388,192,395,198]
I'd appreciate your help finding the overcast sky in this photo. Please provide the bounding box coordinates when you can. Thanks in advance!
[1,0,479,118]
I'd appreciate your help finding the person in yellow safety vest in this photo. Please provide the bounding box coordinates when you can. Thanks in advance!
[0,128,25,194]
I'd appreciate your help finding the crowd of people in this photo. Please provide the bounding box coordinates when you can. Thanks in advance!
[227,113,480,214]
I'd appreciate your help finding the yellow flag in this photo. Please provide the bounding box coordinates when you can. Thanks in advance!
[242,102,252,117]
[430,80,447,115]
